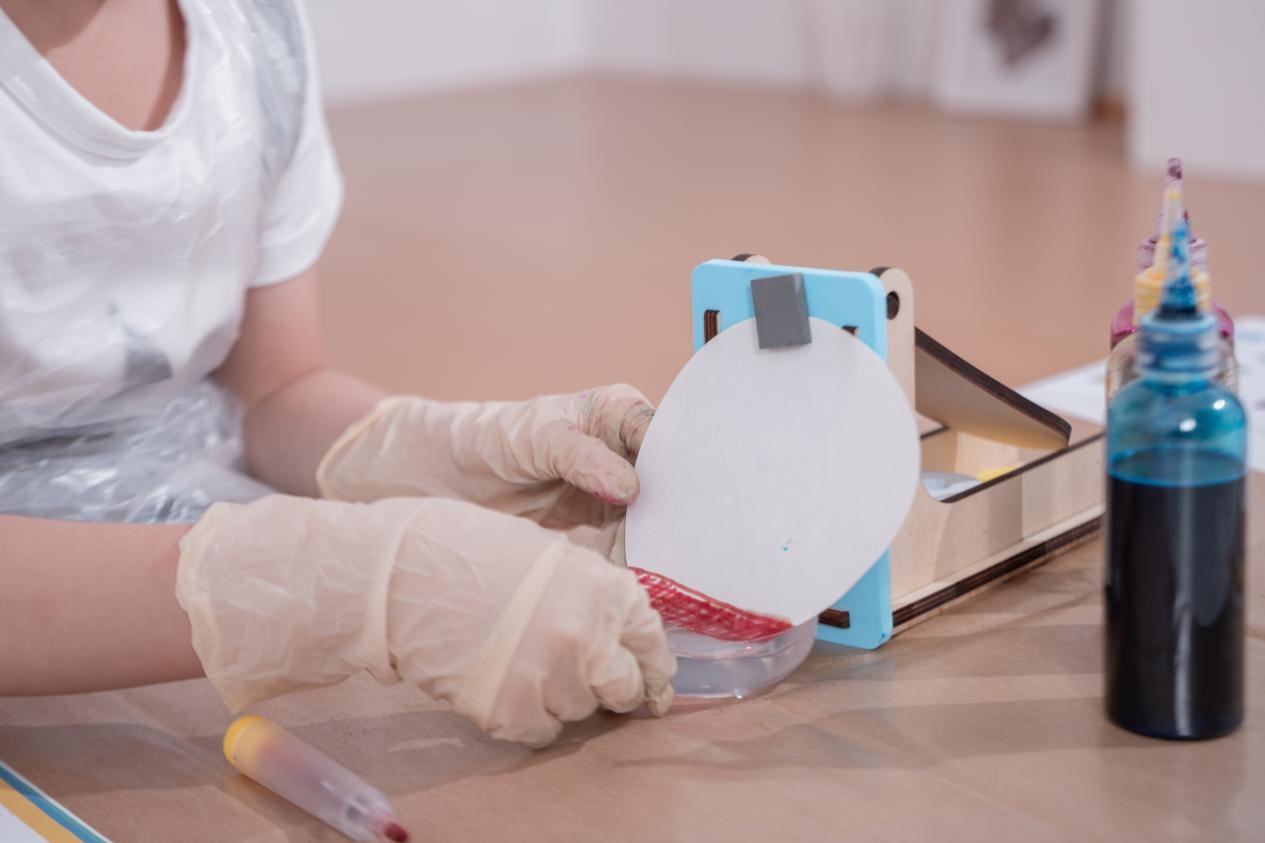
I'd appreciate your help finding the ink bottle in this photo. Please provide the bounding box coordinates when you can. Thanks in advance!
[1105,218,1247,740]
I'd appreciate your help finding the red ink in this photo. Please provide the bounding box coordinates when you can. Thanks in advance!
[632,567,792,642]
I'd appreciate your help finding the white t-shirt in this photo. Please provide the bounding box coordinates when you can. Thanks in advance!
[0,0,343,447]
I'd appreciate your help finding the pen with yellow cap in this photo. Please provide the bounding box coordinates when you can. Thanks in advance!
[224,715,410,842]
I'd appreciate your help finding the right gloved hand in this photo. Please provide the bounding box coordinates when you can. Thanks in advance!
[175,495,675,747]
[315,385,656,531]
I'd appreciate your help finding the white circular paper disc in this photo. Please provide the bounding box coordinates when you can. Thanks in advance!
[627,318,919,626]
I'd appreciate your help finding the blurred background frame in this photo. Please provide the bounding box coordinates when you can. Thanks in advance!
[932,0,1102,120]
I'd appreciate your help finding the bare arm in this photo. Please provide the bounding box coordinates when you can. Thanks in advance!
[0,515,200,695]
[214,269,384,497]
[0,271,382,696]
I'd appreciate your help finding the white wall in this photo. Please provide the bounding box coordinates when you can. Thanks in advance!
[305,0,1264,179]
[585,0,812,89]
[306,0,588,106]
[1126,0,1265,179]
[308,0,1111,105]
[585,0,939,100]
[1098,0,1130,101]
[307,0,945,104]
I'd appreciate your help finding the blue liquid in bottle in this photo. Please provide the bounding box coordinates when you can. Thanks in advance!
[1105,218,1247,740]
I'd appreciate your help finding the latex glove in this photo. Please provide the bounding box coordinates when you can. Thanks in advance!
[176,495,675,747]
[585,519,630,567]
[316,385,654,530]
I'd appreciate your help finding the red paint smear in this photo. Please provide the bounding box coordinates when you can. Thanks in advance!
[632,567,792,642]
[383,822,409,842]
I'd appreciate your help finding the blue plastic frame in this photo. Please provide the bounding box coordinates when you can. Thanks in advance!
[690,259,893,649]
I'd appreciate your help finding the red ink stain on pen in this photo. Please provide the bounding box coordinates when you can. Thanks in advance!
[632,567,791,642]
[383,822,409,842]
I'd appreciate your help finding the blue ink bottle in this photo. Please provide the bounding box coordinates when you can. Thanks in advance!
[1105,217,1247,740]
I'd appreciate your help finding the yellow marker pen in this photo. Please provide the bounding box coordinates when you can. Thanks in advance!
[224,716,409,842]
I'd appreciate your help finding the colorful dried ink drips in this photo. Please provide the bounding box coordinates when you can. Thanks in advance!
[632,567,793,642]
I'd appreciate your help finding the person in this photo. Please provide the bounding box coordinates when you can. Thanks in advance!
[0,0,675,748]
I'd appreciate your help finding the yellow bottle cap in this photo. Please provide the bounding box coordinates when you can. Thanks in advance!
[223,714,268,766]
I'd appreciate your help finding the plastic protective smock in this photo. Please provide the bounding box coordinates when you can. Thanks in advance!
[0,0,343,522]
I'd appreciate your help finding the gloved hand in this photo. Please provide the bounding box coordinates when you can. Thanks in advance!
[315,385,654,531]
[175,495,675,747]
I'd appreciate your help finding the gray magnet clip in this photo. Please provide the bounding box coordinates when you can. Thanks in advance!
[751,273,811,349]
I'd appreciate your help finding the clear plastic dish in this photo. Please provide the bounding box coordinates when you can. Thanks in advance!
[668,619,817,700]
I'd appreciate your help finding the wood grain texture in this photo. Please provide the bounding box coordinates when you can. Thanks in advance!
[3,487,1261,841]
[3,78,1264,842]
[317,77,1265,404]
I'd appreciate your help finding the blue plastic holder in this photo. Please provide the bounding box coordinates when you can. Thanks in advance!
[690,259,893,649]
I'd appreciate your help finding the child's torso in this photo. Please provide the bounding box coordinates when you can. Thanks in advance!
[0,0,303,445]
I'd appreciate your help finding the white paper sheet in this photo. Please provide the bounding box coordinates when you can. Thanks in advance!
[1020,360,1108,426]
[626,318,919,625]
[1229,315,1265,473]
[1021,315,1265,472]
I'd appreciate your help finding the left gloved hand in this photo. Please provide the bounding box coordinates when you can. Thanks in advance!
[177,495,675,746]
[316,384,654,531]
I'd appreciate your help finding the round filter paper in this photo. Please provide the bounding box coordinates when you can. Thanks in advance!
[627,317,919,626]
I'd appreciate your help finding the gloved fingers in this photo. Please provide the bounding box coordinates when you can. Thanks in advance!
[587,643,646,714]
[584,519,627,566]
[542,661,602,724]
[579,385,656,459]
[483,653,596,745]
[604,386,656,447]
[536,484,620,531]
[615,580,677,717]
[484,702,564,749]
[618,401,654,458]
[542,426,641,507]
[470,643,571,747]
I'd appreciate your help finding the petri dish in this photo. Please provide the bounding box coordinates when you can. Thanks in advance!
[668,619,817,700]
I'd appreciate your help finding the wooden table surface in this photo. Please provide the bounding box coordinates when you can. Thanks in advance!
[4,78,1265,842]
[3,504,1262,842]
[315,77,1265,406]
